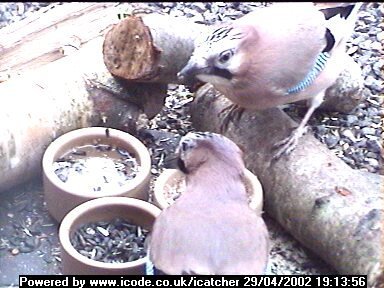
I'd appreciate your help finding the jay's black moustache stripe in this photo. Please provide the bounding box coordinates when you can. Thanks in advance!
[177,158,189,174]
[212,67,233,80]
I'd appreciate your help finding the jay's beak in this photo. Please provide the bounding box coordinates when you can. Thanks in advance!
[178,60,233,84]
[177,61,214,85]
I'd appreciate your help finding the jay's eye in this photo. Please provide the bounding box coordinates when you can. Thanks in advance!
[218,50,233,64]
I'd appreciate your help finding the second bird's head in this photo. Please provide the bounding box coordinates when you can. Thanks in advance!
[174,132,244,175]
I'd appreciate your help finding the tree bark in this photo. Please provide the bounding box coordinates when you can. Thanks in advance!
[191,84,383,287]
[103,13,207,84]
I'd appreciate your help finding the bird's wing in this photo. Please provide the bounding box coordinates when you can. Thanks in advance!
[150,201,269,275]
[316,3,362,50]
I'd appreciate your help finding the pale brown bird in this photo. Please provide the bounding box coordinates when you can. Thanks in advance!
[149,132,269,275]
[178,3,362,159]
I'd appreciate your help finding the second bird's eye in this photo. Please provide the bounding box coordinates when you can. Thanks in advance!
[181,142,188,151]
[218,49,234,64]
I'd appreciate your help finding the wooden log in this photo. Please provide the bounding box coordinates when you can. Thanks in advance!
[0,36,167,193]
[0,3,120,79]
[90,78,168,119]
[190,84,383,286]
[102,13,208,84]
[321,54,365,113]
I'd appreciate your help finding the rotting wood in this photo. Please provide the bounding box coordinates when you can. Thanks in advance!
[103,13,208,84]
[191,83,383,287]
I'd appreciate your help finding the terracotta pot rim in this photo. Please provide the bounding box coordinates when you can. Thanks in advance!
[59,197,161,269]
[42,127,151,197]
[153,168,263,213]
[153,169,178,210]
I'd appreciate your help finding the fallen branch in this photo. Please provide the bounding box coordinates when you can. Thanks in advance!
[191,84,383,286]
[0,3,174,193]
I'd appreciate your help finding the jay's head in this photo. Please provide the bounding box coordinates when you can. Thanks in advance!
[176,132,244,175]
[178,25,250,87]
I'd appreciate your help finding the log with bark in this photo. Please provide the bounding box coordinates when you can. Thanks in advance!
[0,8,207,193]
[190,83,383,287]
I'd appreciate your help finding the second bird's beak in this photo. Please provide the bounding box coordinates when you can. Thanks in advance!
[163,153,189,174]
[163,153,180,169]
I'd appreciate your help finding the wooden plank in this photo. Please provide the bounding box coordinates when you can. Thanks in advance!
[0,2,119,77]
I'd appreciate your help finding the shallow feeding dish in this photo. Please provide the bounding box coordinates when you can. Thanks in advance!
[59,197,161,275]
[42,127,151,222]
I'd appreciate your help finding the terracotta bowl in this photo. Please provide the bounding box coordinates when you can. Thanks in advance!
[153,169,264,215]
[59,197,161,275]
[42,127,151,222]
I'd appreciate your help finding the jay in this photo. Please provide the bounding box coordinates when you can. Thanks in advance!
[149,132,269,275]
[178,3,362,159]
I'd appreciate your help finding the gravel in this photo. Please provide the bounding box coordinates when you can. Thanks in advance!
[0,1,381,276]
[0,2,59,29]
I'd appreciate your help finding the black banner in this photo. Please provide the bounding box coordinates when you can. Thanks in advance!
[19,275,367,288]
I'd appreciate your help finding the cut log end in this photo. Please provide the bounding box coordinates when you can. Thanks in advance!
[102,13,206,84]
[103,16,160,81]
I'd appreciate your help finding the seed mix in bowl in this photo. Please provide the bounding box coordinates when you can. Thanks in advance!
[53,143,139,193]
[164,176,186,205]
[70,218,148,263]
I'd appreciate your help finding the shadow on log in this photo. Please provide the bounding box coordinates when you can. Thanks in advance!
[191,84,383,287]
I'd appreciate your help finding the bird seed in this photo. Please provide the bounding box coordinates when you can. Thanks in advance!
[70,218,148,263]
[53,144,139,193]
